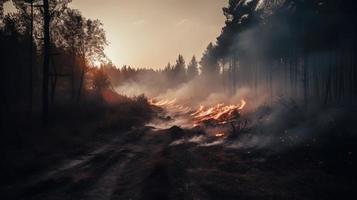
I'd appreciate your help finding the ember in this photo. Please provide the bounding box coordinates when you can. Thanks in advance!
[149,98,177,107]
[191,100,246,125]
[150,98,246,127]
[215,133,225,137]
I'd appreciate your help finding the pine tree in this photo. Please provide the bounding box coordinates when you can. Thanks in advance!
[174,54,186,83]
[187,56,198,80]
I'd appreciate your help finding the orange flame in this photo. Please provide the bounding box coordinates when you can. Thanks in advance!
[215,133,225,137]
[191,100,246,125]
[150,98,191,114]
[150,98,246,126]
[150,98,177,106]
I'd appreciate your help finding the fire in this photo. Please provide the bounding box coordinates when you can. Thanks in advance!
[149,98,177,107]
[150,98,247,127]
[191,100,246,126]
[215,133,225,137]
[150,98,191,115]
[238,99,247,110]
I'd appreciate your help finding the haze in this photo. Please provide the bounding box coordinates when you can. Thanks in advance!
[66,0,226,68]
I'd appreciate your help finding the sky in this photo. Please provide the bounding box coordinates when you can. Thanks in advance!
[4,0,227,69]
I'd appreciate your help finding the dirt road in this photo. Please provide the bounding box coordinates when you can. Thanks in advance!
[2,125,356,200]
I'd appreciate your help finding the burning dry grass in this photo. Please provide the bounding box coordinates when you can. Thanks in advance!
[191,100,246,126]
[149,98,247,127]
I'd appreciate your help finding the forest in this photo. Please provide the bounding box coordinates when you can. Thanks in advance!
[1,0,357,200]
[104,0,357,107]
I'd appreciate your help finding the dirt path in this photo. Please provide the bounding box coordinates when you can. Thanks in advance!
[2,126,356,200]
[1,127,172,200]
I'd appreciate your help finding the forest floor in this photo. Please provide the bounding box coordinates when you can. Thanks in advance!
[1,103,357,200]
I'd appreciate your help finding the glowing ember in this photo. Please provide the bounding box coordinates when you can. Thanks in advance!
[238,99,247,110]
[215,133,225,137]
[150,98,177,107]
[150,98,246,126]
[149,98,192,116]
[191,100,246,125]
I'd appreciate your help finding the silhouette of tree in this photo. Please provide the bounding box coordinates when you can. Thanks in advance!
[41,0,53,124]
[1,13,32,119]
[55,8,107,102]
[200,43,219,76]
[9,0,43,112]
[91,68,111,92]
[187,56,199,80]
[164,62,172,72]
[173,54,186,83]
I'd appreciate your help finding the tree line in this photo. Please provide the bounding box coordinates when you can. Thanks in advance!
[102,0,357,108]
[101,55,199,89]
[2,0,356,127]
[199,0,357,107]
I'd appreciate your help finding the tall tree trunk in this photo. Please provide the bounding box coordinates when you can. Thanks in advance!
[289,56,293,97]
[312,54,319,101]
[50,60,57,104]
[324,52,333,106]
[77,56,86,103]
[269,61,273,103]
[254,58,258,97]
[29,0,33,113]
[353,25,357,100]
[42,0,50,125]
[50,77,57,104]
[303,55,308,109]
[283,58,288,96]
[71,49,75,103]
[77,69,85,103]
[231,55,237,95]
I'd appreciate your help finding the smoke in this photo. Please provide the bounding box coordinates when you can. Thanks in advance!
[227,134,273,149]
[110,0,357,155]
[169,135,207,146]
[162,96,355,156]
[225,100,357,153]
[115,70,173,97]
[169,139,185,146]
[147,116,192,130]
[199,139,224,147]
[116,71,268,111]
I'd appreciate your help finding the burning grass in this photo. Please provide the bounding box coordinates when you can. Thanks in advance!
[191,100,246,126]
[149,98,247,127]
